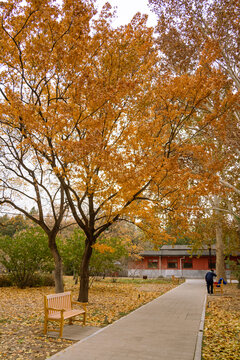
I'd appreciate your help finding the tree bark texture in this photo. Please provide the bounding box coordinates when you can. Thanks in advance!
[48,235,64,293]
[215,218,226,280]
[78,240,93,302]
[214,197,227,281]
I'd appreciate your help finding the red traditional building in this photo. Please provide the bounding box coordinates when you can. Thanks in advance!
[128,245,239,279]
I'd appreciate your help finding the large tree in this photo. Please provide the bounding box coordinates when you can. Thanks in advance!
[0,0,231,301]
[149,0,240,279]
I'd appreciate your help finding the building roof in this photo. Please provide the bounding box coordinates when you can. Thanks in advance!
[140,245,216,257]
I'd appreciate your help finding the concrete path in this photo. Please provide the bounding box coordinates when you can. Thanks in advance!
[48,279,206,360]
[49,325,100,341]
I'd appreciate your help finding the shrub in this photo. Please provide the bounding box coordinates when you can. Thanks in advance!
[27,273,55,287]
[0,227,54,288]
[0,274,12,287]
[0,273,55,288]
[40,273,55,286]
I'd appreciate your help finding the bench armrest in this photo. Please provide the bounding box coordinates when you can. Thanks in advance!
[72,301,88,312]
[47,307,65,313]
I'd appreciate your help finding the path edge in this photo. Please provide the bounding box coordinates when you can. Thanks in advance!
[194,292,207,360]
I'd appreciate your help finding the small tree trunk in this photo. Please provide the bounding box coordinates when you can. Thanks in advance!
[49,235,64,293]
[215,219,226,279]
[78,240,93,302]
[73,271,78,285]
[214,197,226,280]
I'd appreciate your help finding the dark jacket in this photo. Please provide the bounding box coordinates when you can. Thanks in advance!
[205,271,217,283]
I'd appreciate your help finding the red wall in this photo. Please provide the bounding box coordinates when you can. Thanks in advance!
[129,256,214,270]
[128,255,239,271]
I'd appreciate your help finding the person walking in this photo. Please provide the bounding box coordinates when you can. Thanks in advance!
[205,269,217,294]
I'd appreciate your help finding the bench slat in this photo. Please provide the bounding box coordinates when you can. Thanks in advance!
[48,309,85,320]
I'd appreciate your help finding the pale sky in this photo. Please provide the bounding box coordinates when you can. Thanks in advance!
[95,0,157,27]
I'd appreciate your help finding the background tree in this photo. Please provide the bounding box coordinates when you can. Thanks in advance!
[149,0,240,279]
[0,126,70,293]
[0,214,28,237]
[91,237,129,278]
[148,0,239,80]
[57,228,86,281]
[58,229,128,281]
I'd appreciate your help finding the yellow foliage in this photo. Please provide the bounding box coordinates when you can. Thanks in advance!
[92,243,115,254]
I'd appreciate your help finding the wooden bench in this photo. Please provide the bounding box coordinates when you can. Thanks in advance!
[213,279,223,295]
[44,291,87,337]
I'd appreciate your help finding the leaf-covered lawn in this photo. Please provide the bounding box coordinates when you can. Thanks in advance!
[202,284,240,360]
[0,277,176,360]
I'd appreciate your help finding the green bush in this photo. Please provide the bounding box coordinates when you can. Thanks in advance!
[0,274,12,287]
[0,273,54,288]
[27,273,55,287]
[0,227,54,288]
[40,273,55,286]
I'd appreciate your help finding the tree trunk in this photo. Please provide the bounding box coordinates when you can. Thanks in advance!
[208,245,212,268]
[214,197,226,281]
[78,240,93,302]
[215,218,226,280]
[48,235,64,293]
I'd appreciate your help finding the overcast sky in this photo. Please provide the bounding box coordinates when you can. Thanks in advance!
[95,0,157,27]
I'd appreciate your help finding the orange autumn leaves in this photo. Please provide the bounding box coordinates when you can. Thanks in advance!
[92,243,115,254]
[0,0,232,242]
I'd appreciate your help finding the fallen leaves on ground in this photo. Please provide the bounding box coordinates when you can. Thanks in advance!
[0,277,176,360]
[202,284,240,360]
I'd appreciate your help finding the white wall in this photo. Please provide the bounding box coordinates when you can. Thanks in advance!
[127,269,232,279]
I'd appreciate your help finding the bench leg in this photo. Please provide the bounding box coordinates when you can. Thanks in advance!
[69,318,73,325]
[59,317,65,338]
[44,318,48,335]
[59,320,64,337]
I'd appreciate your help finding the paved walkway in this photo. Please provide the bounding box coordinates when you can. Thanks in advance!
[48,279,206,360]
